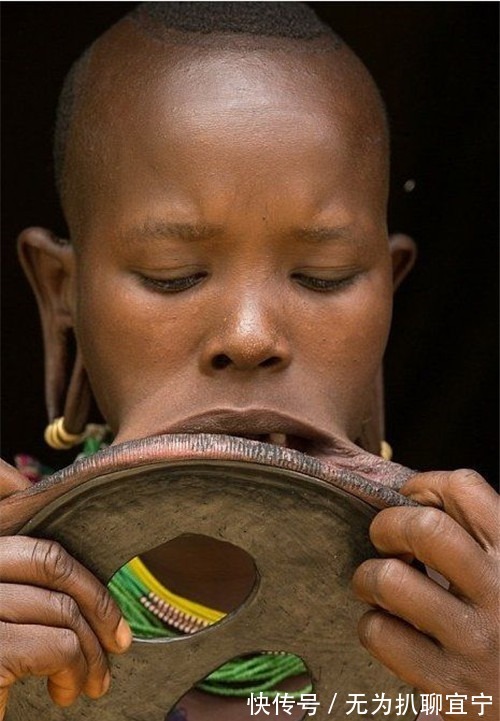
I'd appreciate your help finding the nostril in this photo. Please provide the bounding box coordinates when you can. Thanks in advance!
[211,354,283,370]
[212,354,232,370]
[260,356,281,368]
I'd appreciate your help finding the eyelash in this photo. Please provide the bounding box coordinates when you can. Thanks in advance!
[140,272,207,292]
[139,272,357,294]
[291,273,357,292]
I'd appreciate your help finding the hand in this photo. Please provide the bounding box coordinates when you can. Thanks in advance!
[0,460,132,719]
[352,469,499,721]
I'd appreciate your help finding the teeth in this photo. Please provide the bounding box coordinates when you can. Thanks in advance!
[268,433,287,446]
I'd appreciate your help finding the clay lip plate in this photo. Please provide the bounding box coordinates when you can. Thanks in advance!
[5,434,422,721]
[1,433,417,536]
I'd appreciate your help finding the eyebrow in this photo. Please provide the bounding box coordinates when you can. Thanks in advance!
[118,220,358,245]
[291,225,360,244]
[119,220,224,244]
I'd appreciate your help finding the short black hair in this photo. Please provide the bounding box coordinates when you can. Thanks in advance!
[53,2,340,197]
[130,1,337,40]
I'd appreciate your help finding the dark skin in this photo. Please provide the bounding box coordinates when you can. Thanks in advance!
[1,20,498,721]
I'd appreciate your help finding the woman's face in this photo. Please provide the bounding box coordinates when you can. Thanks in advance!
[62,29,395,454]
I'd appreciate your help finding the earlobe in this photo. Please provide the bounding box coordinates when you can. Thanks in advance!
[388,233,417,291]
[17,226,76,421]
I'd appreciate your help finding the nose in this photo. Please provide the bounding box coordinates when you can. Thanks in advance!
[199,291,292,374]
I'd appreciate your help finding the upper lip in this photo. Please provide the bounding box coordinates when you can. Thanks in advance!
[163,408,340,453]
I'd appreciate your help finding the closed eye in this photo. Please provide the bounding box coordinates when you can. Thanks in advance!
[139,272,208,293]
[291,272,358,292]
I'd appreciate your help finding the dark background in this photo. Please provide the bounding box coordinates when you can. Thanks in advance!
[1,3,498,485]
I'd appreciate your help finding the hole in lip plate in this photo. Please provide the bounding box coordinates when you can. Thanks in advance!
[108,534,258,640]
[164,650,313,721]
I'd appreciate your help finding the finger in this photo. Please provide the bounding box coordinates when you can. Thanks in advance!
[0,459,31,498]
[400,470,499,551]
[0,583,109,698]
[0,622,89,707]
[358,609,446,695]
[368,506,493,601]
[48,669,111,706]
[0,537,132,654]
[353,557,467,648]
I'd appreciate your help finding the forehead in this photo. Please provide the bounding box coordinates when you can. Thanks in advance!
[64,21,388,234]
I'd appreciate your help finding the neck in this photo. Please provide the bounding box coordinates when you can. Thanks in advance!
[140,535,256,613]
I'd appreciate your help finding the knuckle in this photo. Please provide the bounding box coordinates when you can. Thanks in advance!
[355,557,409,606]
[410,506,448,543]
[368,507,393,542]
[31,539,75,587]
[58,628,82,665]
[450,468,485,488]
[53,592,81,628]
[353,558,371,583]
[373,558,408,599]
[352,559,374,597]
[358,609,384,648]
[0,621,85,686]
[85,640,107,675]
[92,585,117,623]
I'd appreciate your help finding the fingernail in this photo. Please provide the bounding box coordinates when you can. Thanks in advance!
[100,670,111,696]
[115,617,133,650]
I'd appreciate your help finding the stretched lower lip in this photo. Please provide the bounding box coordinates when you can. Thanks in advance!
[111,430,415,492]
[185,432,414,491]
[113,408,350,462]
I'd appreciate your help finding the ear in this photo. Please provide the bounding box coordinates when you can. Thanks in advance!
[358,234,417,456]
[17,226,76,422]
[389,233,417,291]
